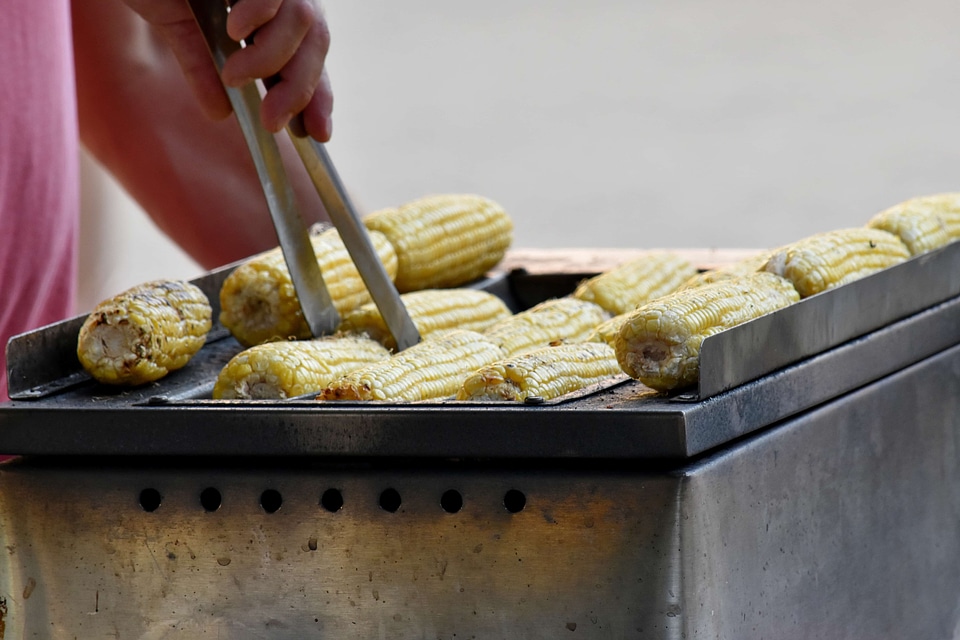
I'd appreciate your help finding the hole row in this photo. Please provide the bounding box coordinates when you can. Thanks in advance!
[138,487,527,515]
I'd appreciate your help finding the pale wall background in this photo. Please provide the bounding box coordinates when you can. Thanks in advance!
[77,0,960,312]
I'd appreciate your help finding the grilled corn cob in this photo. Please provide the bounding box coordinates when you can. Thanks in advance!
[866,193,960,255]
[456,342,622,402]
[363,194,513,292]
[615,272,800,392]
[677,249,777,291]
[338,288,512,350]
[572,252,698,315]
[77,280,212,386]
[213,335,390,399]
[219,227,398,346]
[762,228,909,298]
[319,330,504,401]
[483,297,609,358]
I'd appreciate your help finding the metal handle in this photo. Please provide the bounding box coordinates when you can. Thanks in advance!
[187,0,341,337]
[290,138,422,351]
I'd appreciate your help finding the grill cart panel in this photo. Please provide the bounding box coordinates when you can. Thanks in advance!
[2,345,959,638]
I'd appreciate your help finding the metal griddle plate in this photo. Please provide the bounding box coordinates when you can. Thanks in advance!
[3,243,960,459]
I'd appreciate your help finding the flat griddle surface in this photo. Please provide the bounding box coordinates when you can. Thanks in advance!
[3,245,960,459]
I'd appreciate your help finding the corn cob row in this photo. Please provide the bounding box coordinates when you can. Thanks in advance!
[866,193,960,256]
[219,228,398,347]
[589,249,786,346]
[364,194,513,292]
[483,297,609,358]
[677,249,778,291]
[77,280,212,386]
[213,335,391,400]
[584,251,772,347]
[319,330,504,401]
[572,252,698,315]
[762,228,909,298]
[615,272,800,391]
[338,288,512,350]
[456,342,622,402]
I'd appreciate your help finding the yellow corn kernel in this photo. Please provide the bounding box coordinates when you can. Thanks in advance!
[319,329,504,401]
[677,249,777,291]
[572,252,698,315]
[213,335,390,399]
[483,297,609,358]
[363,194,513,292]
[866,192,960,255]
[585,311,633,347]
[77,280,212,386]
[762,228,909,298]
[338,288,512,350]
[615,272,800,392]
[456,342,622,402]
[219,227,398,346]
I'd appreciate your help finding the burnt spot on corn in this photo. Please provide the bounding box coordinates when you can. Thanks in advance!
[642,343,669,363]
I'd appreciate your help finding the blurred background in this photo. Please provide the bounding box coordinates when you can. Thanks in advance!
[77,0,960,312]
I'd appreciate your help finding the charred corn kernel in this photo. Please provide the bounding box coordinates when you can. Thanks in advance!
[483,297,609,358]
[219,227,398,347]
[77,280,212,386]
[762,228,909,298]
[586,311,633,347]
[615,272,800,392]
[572,252,698,315]
[363,194,513,292]
[338,288,512,350]
[213,335,390,399]
[320,329,503,401]
[677,249,778,291]
[866,193,960,255]
[456,342,622,402]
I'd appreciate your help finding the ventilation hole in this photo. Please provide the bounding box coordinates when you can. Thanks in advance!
[503,489,526,513]
[379,488,402,513]
[200,487,222,512]
[260,489,283,513]
[138,488,162,512]
[440,489,463,514]
[320,488,344,513]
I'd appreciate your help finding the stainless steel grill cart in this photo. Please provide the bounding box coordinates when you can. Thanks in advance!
[3,246,960,639]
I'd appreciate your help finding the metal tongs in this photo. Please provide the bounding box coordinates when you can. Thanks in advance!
[188,0,420,351]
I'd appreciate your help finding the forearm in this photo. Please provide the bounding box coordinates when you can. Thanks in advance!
[72,0,328,269]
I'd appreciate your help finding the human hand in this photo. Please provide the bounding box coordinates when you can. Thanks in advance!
[121,0,333,141]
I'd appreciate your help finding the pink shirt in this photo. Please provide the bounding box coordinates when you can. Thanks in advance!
[0,0,79,402]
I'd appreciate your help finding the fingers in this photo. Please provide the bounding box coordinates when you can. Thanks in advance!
[224,0,283,41]
[258,39,334,141]
[221,0,332,139]
[220,0,313,87]
[294,68,334,141]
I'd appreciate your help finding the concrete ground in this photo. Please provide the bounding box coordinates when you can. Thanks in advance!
[78,0,960,311]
